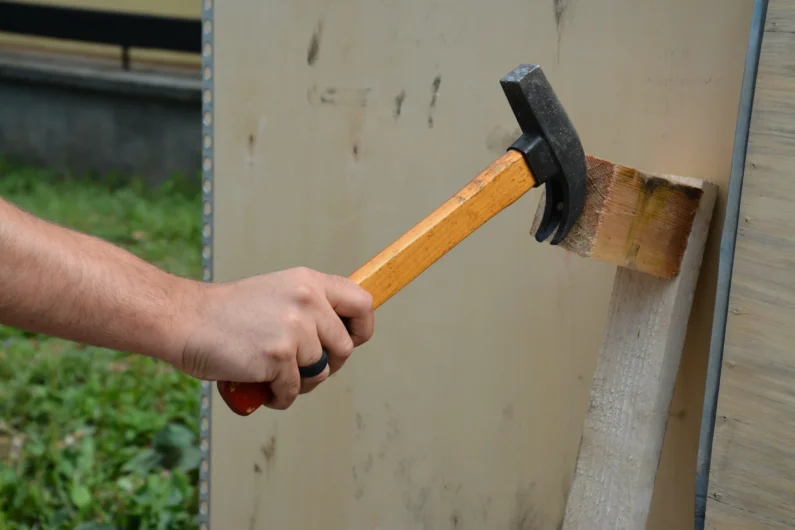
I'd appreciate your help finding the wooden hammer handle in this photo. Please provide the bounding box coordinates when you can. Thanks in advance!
[218,150,535,415]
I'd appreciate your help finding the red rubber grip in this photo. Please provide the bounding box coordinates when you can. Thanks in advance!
[217,381,272,416]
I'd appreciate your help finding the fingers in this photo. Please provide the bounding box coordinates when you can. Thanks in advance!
[322,275,375,347]
[315,303,355,374]
[300,364,330,394]
[296,319,330,394]
[263,268,375,409]
[265,336,302,409]
[264,339,329,408]
[267,361,301,410]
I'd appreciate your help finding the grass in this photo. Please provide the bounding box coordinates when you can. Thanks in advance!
[0,158,203,530]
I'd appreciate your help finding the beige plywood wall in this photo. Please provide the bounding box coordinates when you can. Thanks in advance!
[209,1,754,528]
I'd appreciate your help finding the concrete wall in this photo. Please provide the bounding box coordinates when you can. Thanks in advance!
[0,54,201,186]
[0,0,202,184]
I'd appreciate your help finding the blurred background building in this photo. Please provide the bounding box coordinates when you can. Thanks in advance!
[0,0,202,186]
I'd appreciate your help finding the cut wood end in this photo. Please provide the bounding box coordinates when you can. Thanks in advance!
[531,155,716,279]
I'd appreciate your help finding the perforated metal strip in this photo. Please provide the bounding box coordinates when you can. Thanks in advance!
[198,0,214,528]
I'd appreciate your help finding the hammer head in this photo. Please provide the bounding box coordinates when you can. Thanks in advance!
[500,64,587,245]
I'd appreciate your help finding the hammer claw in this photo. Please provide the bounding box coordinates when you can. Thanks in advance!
[500,64,587,245]
[535,178,565,244]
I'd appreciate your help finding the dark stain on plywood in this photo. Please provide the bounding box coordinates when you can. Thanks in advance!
[320,87,337,104]
[394,90,406,120]
[428,75,441,128]
[307,20,323,65]
[552,0,575,62]
[450,510,462,528]
[248,457,263,530]
[352,452,374,501]
[395,456,433,525]
[511,484,545,529]
[308,86,371,107]
[261,436,276,463]
[553,0,568,32]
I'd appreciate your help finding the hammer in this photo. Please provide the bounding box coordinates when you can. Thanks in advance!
[218,64,587,416]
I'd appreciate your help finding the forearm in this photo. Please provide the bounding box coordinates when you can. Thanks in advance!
[0,196,200,365]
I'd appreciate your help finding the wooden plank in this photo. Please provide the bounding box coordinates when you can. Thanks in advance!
[539,168,717,528]
[532,156,710,279]
[208,1,753,528]
[706,1,795,526]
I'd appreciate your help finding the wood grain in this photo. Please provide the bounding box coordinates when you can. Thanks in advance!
[706,1,795,527]
[350,149,535,309]
[557,175,717,529]
[532,156,705,279]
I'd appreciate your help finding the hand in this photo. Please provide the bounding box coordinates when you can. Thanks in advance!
[178,267,374,409]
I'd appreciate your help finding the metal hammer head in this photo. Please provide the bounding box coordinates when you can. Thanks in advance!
[500,64,587,245]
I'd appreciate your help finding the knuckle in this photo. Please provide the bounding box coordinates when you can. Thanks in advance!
[274,351,294,364]
[250,359,272,383]
[292,284,317,306]
[337,337,355,358]
[285,381,301,399]
[282,309,303,329]
[269,340,295,362]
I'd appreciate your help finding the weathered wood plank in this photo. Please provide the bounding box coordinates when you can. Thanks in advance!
[532,156,709,279]
[706,1,795,527]
[540,170,717,529]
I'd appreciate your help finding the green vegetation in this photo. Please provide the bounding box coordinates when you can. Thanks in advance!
[0,158,203,530]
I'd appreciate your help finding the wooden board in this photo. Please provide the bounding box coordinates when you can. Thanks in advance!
[208,1,753,528]
[558,174,717,529]
[705,1,795,527]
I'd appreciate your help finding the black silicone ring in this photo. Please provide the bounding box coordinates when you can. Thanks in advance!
[298,349,328,378]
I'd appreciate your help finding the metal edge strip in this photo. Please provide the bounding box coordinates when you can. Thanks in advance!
[694,0,769,527]
[199,0,214,529]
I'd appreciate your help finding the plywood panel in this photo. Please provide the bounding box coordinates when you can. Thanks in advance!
[209,1,753,528]
[705,1,795,527]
